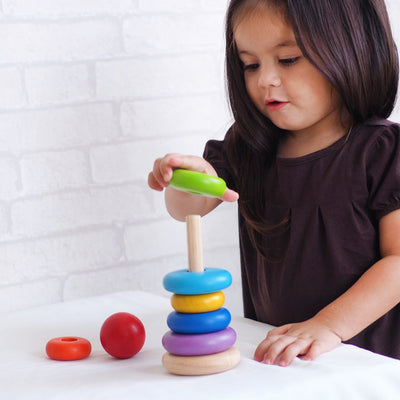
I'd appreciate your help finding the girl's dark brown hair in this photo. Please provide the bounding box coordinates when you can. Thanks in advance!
[223,0,399,256]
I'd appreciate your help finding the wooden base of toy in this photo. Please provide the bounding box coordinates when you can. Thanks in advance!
[162,346,240,376]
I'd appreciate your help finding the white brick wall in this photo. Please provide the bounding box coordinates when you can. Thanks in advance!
[0,0,239,314]
[0,0,399,315]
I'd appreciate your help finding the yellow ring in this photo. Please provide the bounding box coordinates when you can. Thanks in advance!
[171,291,225,313]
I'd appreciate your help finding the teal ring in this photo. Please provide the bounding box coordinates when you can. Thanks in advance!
[167,308,231,334]
[169,169,226,198]
[163,268,232,295]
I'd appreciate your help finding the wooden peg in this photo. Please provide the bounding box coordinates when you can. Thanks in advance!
[186,215,204,273]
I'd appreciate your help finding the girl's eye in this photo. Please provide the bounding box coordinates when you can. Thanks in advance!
[279,57,300,66]
[243,63,259,72]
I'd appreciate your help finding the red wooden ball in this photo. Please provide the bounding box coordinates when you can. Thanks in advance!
[100,312,145,359]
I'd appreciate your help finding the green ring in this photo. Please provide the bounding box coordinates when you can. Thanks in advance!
[169,169,226,198]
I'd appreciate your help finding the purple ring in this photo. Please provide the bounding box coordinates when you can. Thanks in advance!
[162,327,237,356]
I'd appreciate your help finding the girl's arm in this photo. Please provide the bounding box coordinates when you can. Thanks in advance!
[148,153,239,221]
[254,208,400,366]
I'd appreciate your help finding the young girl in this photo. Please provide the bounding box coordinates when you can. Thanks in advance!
[148,0,400,366]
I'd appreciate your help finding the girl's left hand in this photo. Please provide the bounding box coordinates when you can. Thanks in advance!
[253,318,342,367]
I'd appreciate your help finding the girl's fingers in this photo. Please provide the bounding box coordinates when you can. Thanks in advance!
[158,154,211,183]
[221,188,240,202]
[262,336,297,365]
[150,154,240,203]
[267,324,291,337]
[148,172,164,191]
[255,335,308,366]
[254,325,297,365]
[168,155,217,176]
[159,156,178,182]
[254,321,342,366]
[152,154,182,187]
[276,339,311,367]
[302,341,324,361]
[253,334,283,362]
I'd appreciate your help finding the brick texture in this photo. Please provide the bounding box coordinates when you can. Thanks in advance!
[0,0,399,314]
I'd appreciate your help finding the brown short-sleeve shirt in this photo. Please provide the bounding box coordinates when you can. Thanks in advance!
[204,118,400,359]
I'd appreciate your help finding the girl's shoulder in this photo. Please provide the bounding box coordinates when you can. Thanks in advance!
[355,118,400,219]
[352,117,400,151]
[360,117,400,131]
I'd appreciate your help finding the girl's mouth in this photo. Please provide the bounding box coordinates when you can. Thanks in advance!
[265,100,289,111]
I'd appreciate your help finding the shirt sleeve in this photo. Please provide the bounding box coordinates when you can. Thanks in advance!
[367,123,400,220]
[203,139,237,193]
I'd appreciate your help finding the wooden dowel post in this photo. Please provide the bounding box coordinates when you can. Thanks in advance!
[186,215,204,273]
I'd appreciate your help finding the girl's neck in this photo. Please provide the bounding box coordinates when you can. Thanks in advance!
[278,115,352,159]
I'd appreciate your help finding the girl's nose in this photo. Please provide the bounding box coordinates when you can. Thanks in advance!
[258,66,281,88]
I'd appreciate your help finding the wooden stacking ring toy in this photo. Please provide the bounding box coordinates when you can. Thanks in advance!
[169,169,226,198]
[46,337,91,361]
[162,346,241,376]
[171,291,225,313]
[162,327,237,356]
[163,268,232,295]
[162,215,240,376]
[167,308,231,334]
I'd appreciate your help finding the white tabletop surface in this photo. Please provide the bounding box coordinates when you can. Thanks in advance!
[1,291,400,399]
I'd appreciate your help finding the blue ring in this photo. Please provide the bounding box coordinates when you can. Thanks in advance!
[163,268,232,295]
[167,308,231,334]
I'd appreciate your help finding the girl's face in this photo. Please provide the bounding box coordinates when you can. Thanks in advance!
[234,5,343,137]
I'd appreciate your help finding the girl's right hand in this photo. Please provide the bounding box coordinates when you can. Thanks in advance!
[148,153,239,202]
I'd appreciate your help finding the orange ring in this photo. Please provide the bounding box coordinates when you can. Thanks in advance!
[46,337,91,361]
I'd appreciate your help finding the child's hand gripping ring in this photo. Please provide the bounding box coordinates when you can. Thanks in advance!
[169,169,226,198]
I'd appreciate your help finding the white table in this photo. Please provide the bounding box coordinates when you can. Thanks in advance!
[1,291,400,399]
